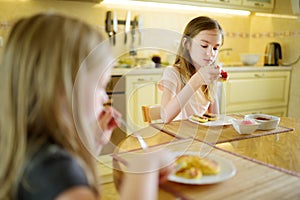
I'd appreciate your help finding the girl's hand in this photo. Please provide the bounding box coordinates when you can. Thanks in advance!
[198,65,221,84]
[100,106,121,130]
[125,148,174,175]
[189,65,221,90]
[120,149,175,200]
[158,162,174,184]
[96,106,121,147]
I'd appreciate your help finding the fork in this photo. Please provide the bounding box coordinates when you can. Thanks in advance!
[115,117,148,150]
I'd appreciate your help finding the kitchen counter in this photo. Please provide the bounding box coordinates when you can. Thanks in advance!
[112,67,165,76]
[112,66,292,76]
[223,66,292,72]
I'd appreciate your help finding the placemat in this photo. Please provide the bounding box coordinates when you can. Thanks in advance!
[214,145,300,178]
[151,120,294,144]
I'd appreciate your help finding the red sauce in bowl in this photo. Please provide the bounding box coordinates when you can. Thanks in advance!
[255,117,270,121]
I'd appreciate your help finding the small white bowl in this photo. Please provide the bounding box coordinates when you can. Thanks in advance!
[244,114,280,130]
[231,118,260,135]
[240,53,260,66]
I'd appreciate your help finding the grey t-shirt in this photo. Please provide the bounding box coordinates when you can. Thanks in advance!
[17,144,90,200]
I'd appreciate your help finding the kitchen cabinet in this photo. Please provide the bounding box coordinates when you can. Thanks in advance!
[62,0,101,2]
[220,70,290,116]
[125,74,162,129]
[134,0,206,5]
[242,0,274,10]
[133,0,274,12]
[272,0,294,15]
[207,0,242,6]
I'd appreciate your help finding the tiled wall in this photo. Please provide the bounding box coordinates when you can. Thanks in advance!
[0,0,299,118]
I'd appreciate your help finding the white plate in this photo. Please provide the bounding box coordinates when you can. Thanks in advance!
[168,152,236,185]
[188,115,233,126]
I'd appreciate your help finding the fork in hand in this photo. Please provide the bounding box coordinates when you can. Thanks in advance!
[115,117,148,150]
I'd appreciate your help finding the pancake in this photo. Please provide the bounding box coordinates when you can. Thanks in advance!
[203,113,218,121]
[191,114,208,123]
[175,166,202,179]
[174,154,220,179]
[197,157,220,175]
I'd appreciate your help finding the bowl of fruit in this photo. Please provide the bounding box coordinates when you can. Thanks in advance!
[231,118,260,134]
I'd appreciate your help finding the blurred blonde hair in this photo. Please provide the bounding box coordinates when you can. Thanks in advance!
[0,13,108,199]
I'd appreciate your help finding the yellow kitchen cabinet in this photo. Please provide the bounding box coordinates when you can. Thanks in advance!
[207,0,242,6]
[272,0,294,15]
[220,70,291,116]
[125,74,162,129]
[131,0,273,12]
[242,0,274,10]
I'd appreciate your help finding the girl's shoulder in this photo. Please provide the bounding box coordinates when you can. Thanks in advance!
[18,143,89,199]
[163,65,180,76]
[28,144,77,169]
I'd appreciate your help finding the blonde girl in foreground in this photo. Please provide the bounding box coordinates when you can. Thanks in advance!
[0,13,173,200]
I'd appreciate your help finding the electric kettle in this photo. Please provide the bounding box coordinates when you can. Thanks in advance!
[264,42,282,66]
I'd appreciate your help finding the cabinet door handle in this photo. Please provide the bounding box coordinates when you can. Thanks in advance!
[254,2,264,7]
[137,78,153,81]
[254,73,265,78]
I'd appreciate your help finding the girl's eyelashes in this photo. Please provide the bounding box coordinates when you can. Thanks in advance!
[200,45,219,52]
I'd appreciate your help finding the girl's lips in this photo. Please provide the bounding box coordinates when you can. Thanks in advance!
[205,57,214,61]
[203,59,213,65]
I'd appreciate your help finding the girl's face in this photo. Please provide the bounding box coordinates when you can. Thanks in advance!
[93,70,110,147]
[187,29,222,69]
[76,64,111,155]
[94,70,110,118]
[79,60,111,125]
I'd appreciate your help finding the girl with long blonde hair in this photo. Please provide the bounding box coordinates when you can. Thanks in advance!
[159,16,225,123]
[0,13,173,200]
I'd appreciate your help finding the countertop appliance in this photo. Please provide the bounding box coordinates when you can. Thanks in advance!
[264,42,282,66]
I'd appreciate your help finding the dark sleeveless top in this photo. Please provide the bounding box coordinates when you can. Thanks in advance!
[17,144,89,200]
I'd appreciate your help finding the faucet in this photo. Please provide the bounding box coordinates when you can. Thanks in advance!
[219,48,233,55]
[218,48,233,66]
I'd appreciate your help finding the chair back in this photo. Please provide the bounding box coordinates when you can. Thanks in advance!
[141,105,161,123]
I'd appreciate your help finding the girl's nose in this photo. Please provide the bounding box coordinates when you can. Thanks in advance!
[97,90,109,105]
[206,46,216,57]
[206,46,213,56]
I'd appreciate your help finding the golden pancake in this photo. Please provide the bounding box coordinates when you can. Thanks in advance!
[203,113,218,121]
[174,154,220,180]
[191,114,208,123]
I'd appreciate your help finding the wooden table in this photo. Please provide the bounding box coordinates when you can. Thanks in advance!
[101,116,300,200]
[151,117,300,177]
